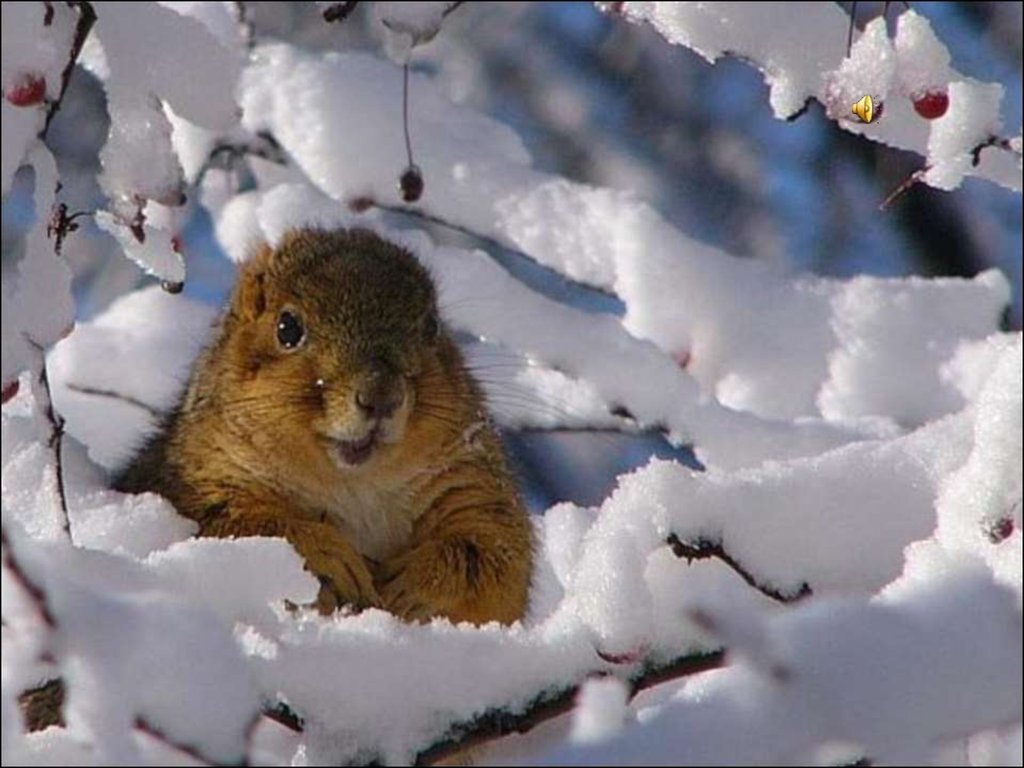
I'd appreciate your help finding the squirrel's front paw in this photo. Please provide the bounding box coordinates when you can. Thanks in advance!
[305,545,381,616]
[285,524,381,615]
[375,544,454,623]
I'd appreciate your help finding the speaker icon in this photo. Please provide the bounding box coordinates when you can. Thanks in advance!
[851,94,874,124]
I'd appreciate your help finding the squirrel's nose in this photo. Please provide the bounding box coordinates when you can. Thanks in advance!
[355,380,403,420]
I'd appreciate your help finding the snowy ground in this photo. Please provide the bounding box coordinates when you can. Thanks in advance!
[3,2,1022,765]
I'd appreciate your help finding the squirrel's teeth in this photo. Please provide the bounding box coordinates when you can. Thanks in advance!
[332,429,378,467]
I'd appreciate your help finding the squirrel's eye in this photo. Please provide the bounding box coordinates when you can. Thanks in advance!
[276,311,305,350]
[424,311,440,344]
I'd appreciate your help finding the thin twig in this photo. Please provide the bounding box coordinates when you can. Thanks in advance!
[442,1,467,19]
[65,383,163,418]
[846,1,858,58]
[667,534,812,604]
[23,337,71,539]
[134,718,228,766]
[194,131,287,188]
[41,1,97,139]
[402,63,414,168]
[879,168,926,211]
[971,134,1018,167]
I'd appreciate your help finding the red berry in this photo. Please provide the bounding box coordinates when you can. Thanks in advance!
[912,90,949,120]
[399,165,424,203]
[5,72,47,107]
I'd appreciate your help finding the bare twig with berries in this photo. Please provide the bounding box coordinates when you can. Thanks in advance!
[41,1,97,139]
[667,534,812,604]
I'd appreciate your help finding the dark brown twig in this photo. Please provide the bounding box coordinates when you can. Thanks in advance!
[41,1,97,139]
[667,534,812,604]
[971,134,1018,167]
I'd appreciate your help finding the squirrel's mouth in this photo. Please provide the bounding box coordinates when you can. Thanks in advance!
[328,427,379,467]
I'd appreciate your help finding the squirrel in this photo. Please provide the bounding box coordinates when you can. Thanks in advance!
[19,228,534,732]
[115,227,534,625]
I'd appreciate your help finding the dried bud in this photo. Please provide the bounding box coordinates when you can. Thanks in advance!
[161,280,184,294]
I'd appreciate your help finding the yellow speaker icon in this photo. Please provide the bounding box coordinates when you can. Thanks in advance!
[851,94,874,124]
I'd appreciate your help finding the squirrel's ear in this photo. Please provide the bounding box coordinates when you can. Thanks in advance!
[232,243,272,321]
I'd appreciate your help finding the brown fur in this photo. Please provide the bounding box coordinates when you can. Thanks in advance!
[115,228,533,625]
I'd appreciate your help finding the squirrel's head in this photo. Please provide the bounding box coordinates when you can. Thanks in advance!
[222,228,460,474]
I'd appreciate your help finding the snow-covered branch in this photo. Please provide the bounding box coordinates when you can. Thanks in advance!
[616,2,1022,194]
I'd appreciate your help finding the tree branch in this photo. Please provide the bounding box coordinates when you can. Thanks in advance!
[667,534,812,604]
[41,0,97,139]
[415,650,725,766]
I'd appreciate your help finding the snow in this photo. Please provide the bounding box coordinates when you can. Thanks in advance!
[373,2,455,65]
[238,42,1010,448]
[0,1,76,195]
[2,146,74,390]
[93,211,185,287]
[3,2,1022,766]
[570,676,629,744]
